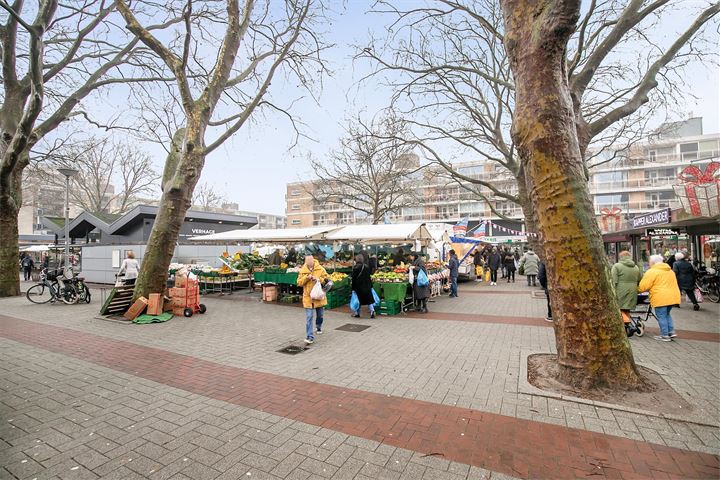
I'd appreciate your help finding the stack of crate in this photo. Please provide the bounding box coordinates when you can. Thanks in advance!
[165,274,198,315]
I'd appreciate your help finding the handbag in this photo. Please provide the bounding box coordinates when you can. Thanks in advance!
[310,281,326,301]
[693,288,704,303]
[518,264,525,275]
[484,269,490,282]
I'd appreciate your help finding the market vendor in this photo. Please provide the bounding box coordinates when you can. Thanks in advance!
[392,248,406,266]
[297,255,329,345]
[285,247,298,265]
[268,249,282,266]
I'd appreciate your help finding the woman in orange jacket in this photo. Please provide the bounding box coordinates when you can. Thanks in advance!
[638,254,681,342]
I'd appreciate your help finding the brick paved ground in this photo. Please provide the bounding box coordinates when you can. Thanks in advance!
[1,278,718,479]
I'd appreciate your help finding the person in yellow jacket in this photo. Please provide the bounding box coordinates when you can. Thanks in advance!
[638,254,681,342]
[297,255,329,344]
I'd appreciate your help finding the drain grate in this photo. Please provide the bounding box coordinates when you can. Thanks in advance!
[335,323,371,332]
[277,345,308,355]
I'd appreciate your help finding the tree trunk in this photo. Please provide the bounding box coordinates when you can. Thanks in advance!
[516,177,543,258]
[133,126,204,300]
[0,185,20,297]
[503,0,640,390]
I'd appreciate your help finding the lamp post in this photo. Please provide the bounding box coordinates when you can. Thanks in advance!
[57,168,78,268]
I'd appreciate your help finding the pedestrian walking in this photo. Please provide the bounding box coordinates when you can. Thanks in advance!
[538,261,552,322]
[500,248,508,279]
[486,247,502,285]
[351,254,375,318]
[118,251,140,285]
[297,255,329,344]
[520,248,540,286]
[639,254,681,342]
[503,249,516,283]
[473,250,484,282]
[411,254,430,312]
[672,252,699,311]
[611,251,641,324]
[21,254,34,281]
[448,250,459,297]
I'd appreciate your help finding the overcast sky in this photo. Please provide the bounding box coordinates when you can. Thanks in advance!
[73,1,720,217]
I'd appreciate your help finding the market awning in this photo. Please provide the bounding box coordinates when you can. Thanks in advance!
[20,244,52,252]
[189,226,341,243]
[325,223,433,244]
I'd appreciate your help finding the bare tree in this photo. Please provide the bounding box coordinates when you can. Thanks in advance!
[310,115,423,224]
[30,137,159,214]
[193,182,227,211]
[115,0,328,299]
[0,0,169,296]
[360,0,720,237]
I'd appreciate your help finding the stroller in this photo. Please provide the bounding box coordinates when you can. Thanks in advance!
[625,293,655,337]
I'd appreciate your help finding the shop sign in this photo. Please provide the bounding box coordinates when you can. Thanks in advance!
[632,208,671,229]
[646,227,680,237]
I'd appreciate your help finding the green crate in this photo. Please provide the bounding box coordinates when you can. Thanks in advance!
[379,300,401,315]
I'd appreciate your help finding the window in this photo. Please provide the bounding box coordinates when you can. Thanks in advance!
[648,150,656,162]
[291,219,301,225]
[291,204,300,211]
[680,142,698,161]
[291,189,300,196]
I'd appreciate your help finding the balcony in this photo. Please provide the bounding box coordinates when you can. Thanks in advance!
[592,150,719,172]
[594,199,681,214]
[590,176,678,194]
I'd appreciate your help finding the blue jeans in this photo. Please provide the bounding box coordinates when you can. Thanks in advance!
[450,276,458,296]
[654,305,674,337]
[305,307,324,339]
[353,304,375,316]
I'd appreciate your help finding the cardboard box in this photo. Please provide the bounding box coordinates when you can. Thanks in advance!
[147,293,163,316]
[262,285,278,302]
[124,297,148,321]
[172,307,188,316]
[175,275,187,288]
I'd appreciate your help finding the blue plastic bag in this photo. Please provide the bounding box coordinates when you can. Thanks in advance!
[372,288,381,307]
[350,291,360,312]
[417,269,429,287]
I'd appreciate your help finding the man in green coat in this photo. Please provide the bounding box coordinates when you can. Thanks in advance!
[611,251,641,318]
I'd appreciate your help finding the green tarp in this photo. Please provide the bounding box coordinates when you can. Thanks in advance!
[133,312,173,324]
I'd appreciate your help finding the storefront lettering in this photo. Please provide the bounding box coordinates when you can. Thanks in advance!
[191,228,216,235]
[631,208,671,229]
[646,228,680,237]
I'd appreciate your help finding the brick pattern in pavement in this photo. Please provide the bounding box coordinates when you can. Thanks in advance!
[1,315,718,479]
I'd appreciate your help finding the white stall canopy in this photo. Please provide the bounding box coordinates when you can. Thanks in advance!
[325,223,433,245]
[189,226,340,243]
[20,244,52,252]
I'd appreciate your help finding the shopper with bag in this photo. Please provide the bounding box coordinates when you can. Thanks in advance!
[672,252,700,311]
[297,255,329,344]
[520,248,540,286]
[638,255,681,342]
[611,251,641,322]
[473,251,484,282]
[118,251,140,285]
[351,254,376,318]
[410,253,430,313]
[486,247,502,286]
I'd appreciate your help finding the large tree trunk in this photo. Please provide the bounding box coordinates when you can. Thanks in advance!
[0,182,21,297]
[503,0,640,389]
[516,177,543,257]
[133,128,203,300]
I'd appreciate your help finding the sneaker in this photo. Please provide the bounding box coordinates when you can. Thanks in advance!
[316,329,322,335]
[370,312,376,319]
[544,317,553,322]
[653,335,671,342]
[669,331,677,338]
[352,314,360,318]
[693,304,700,311]
[304,338,314,344]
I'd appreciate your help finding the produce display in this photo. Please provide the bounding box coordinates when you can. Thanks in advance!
[371,271,408,283]
[328,272,348,283]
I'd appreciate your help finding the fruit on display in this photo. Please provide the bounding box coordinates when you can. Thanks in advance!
[232,253,268,271]
[371,271,407,283]
[328,272,348,282]
[286,266,301,273]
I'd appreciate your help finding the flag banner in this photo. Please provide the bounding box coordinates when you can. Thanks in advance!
[453,216,469,236]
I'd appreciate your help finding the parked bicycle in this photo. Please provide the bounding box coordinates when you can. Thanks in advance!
[695,265,720,303]
[26,268,82,305]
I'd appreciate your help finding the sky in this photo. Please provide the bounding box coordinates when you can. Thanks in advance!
[37,1,720,217]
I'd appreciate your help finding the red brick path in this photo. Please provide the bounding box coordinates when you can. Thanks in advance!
[2,314,716,479]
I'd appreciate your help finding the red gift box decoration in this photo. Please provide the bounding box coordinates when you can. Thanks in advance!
[673,162,720,217]
[600,207,623,232]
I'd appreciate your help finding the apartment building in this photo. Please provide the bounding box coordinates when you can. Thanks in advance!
[590,117,719,231]
[286,117,718,233]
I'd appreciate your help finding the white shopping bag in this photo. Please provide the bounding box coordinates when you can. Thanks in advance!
[408,267,414,285]
[310,280,326,300]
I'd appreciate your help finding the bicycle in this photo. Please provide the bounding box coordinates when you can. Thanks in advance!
[26,268,79,305]
[695,266,720,303]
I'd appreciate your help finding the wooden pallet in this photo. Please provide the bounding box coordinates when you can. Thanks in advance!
[99,285,134,315]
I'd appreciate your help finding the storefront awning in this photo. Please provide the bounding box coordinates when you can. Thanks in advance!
[189,226,341,243]
[324,223,433,244]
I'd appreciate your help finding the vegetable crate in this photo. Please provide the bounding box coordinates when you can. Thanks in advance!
[171,277,207,317]
[378,300,402,316]
[327,287,351,309]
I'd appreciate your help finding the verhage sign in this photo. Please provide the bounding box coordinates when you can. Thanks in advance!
[631,208,671,229]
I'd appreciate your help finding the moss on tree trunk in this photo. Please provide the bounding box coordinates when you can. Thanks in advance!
[503,0,641,389]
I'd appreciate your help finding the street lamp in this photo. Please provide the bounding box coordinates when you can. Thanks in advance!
[57,167,78,269]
